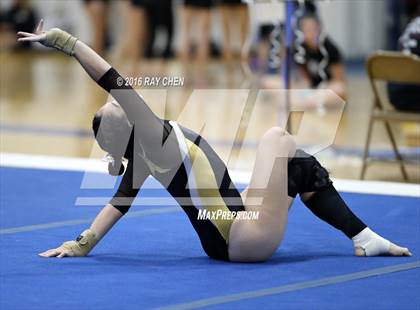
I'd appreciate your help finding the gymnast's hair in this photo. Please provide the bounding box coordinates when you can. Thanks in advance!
[297,12,322,30]
[92,102,134,176]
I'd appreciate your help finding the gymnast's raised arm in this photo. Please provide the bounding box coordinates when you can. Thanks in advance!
[17,20,180,168]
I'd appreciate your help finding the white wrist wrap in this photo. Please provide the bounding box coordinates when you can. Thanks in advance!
[45,28,78,56]
[352,227,390,256]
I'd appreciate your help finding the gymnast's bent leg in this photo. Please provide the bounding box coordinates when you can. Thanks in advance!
[228,127,296,262]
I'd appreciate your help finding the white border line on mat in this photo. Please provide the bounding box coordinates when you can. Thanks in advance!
[1,152,419,198]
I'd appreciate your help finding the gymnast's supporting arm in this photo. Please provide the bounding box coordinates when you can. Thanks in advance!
[36,204,123,258]
[37,160,147,258]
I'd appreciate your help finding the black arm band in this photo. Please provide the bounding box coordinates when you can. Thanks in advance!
[110,193,135,215]
[98,67,131,93]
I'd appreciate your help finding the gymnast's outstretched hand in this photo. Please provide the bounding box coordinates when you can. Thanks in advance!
[17,19,78,56]
[17,19,47,45]
[18,19,111,82]
[38,245,77,258]
[38,229,98,258]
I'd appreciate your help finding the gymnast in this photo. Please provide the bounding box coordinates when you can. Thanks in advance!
[18,21,411,262]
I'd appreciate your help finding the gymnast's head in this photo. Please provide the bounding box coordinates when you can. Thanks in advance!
[299,13,322,48]
[92,101,134,175]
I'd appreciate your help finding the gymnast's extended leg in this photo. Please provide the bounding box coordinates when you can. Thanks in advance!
[288,150,412,257]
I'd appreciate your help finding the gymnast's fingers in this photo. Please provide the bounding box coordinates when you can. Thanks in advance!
[38,248,60,257]
[58,248,75,258]
[403,248,412,257]
[17,31,36,38]
[35,19,44,33]
[17,34,45,43]
[57,251,67,258]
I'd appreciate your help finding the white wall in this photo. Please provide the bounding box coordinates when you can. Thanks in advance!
[318,0,388,58]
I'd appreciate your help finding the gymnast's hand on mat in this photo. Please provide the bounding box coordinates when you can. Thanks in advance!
[17,19,78,56]
[38,245,78,258]
[38,229,98,258]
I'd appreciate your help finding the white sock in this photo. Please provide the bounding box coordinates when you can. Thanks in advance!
[352,227,391,256]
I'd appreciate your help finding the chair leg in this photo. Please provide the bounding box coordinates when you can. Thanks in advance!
[360,116,374,180]
[384,121,409,181]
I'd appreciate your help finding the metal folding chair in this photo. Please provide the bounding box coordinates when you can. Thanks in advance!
[361,51,420,180]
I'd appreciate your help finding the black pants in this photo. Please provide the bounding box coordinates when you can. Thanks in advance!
[388,82,420,112]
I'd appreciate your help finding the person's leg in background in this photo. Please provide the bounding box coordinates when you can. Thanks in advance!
[178,3,193,63]
[177,2,194,86]
[179,1,212,86]
[113,0,129,59]
[237,2,249,61]
[219,3,233,62]
[195,7,211,65]
[194,2,213,87]
[126,0,148,62]
[83,0,109,56]
[219,1,249,62]
[144,3,156,59]
[219,3,236,88]
[157,0,174,59]
[144,0,174,59]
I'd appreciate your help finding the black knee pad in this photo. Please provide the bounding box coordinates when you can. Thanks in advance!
[287,149,332,197]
